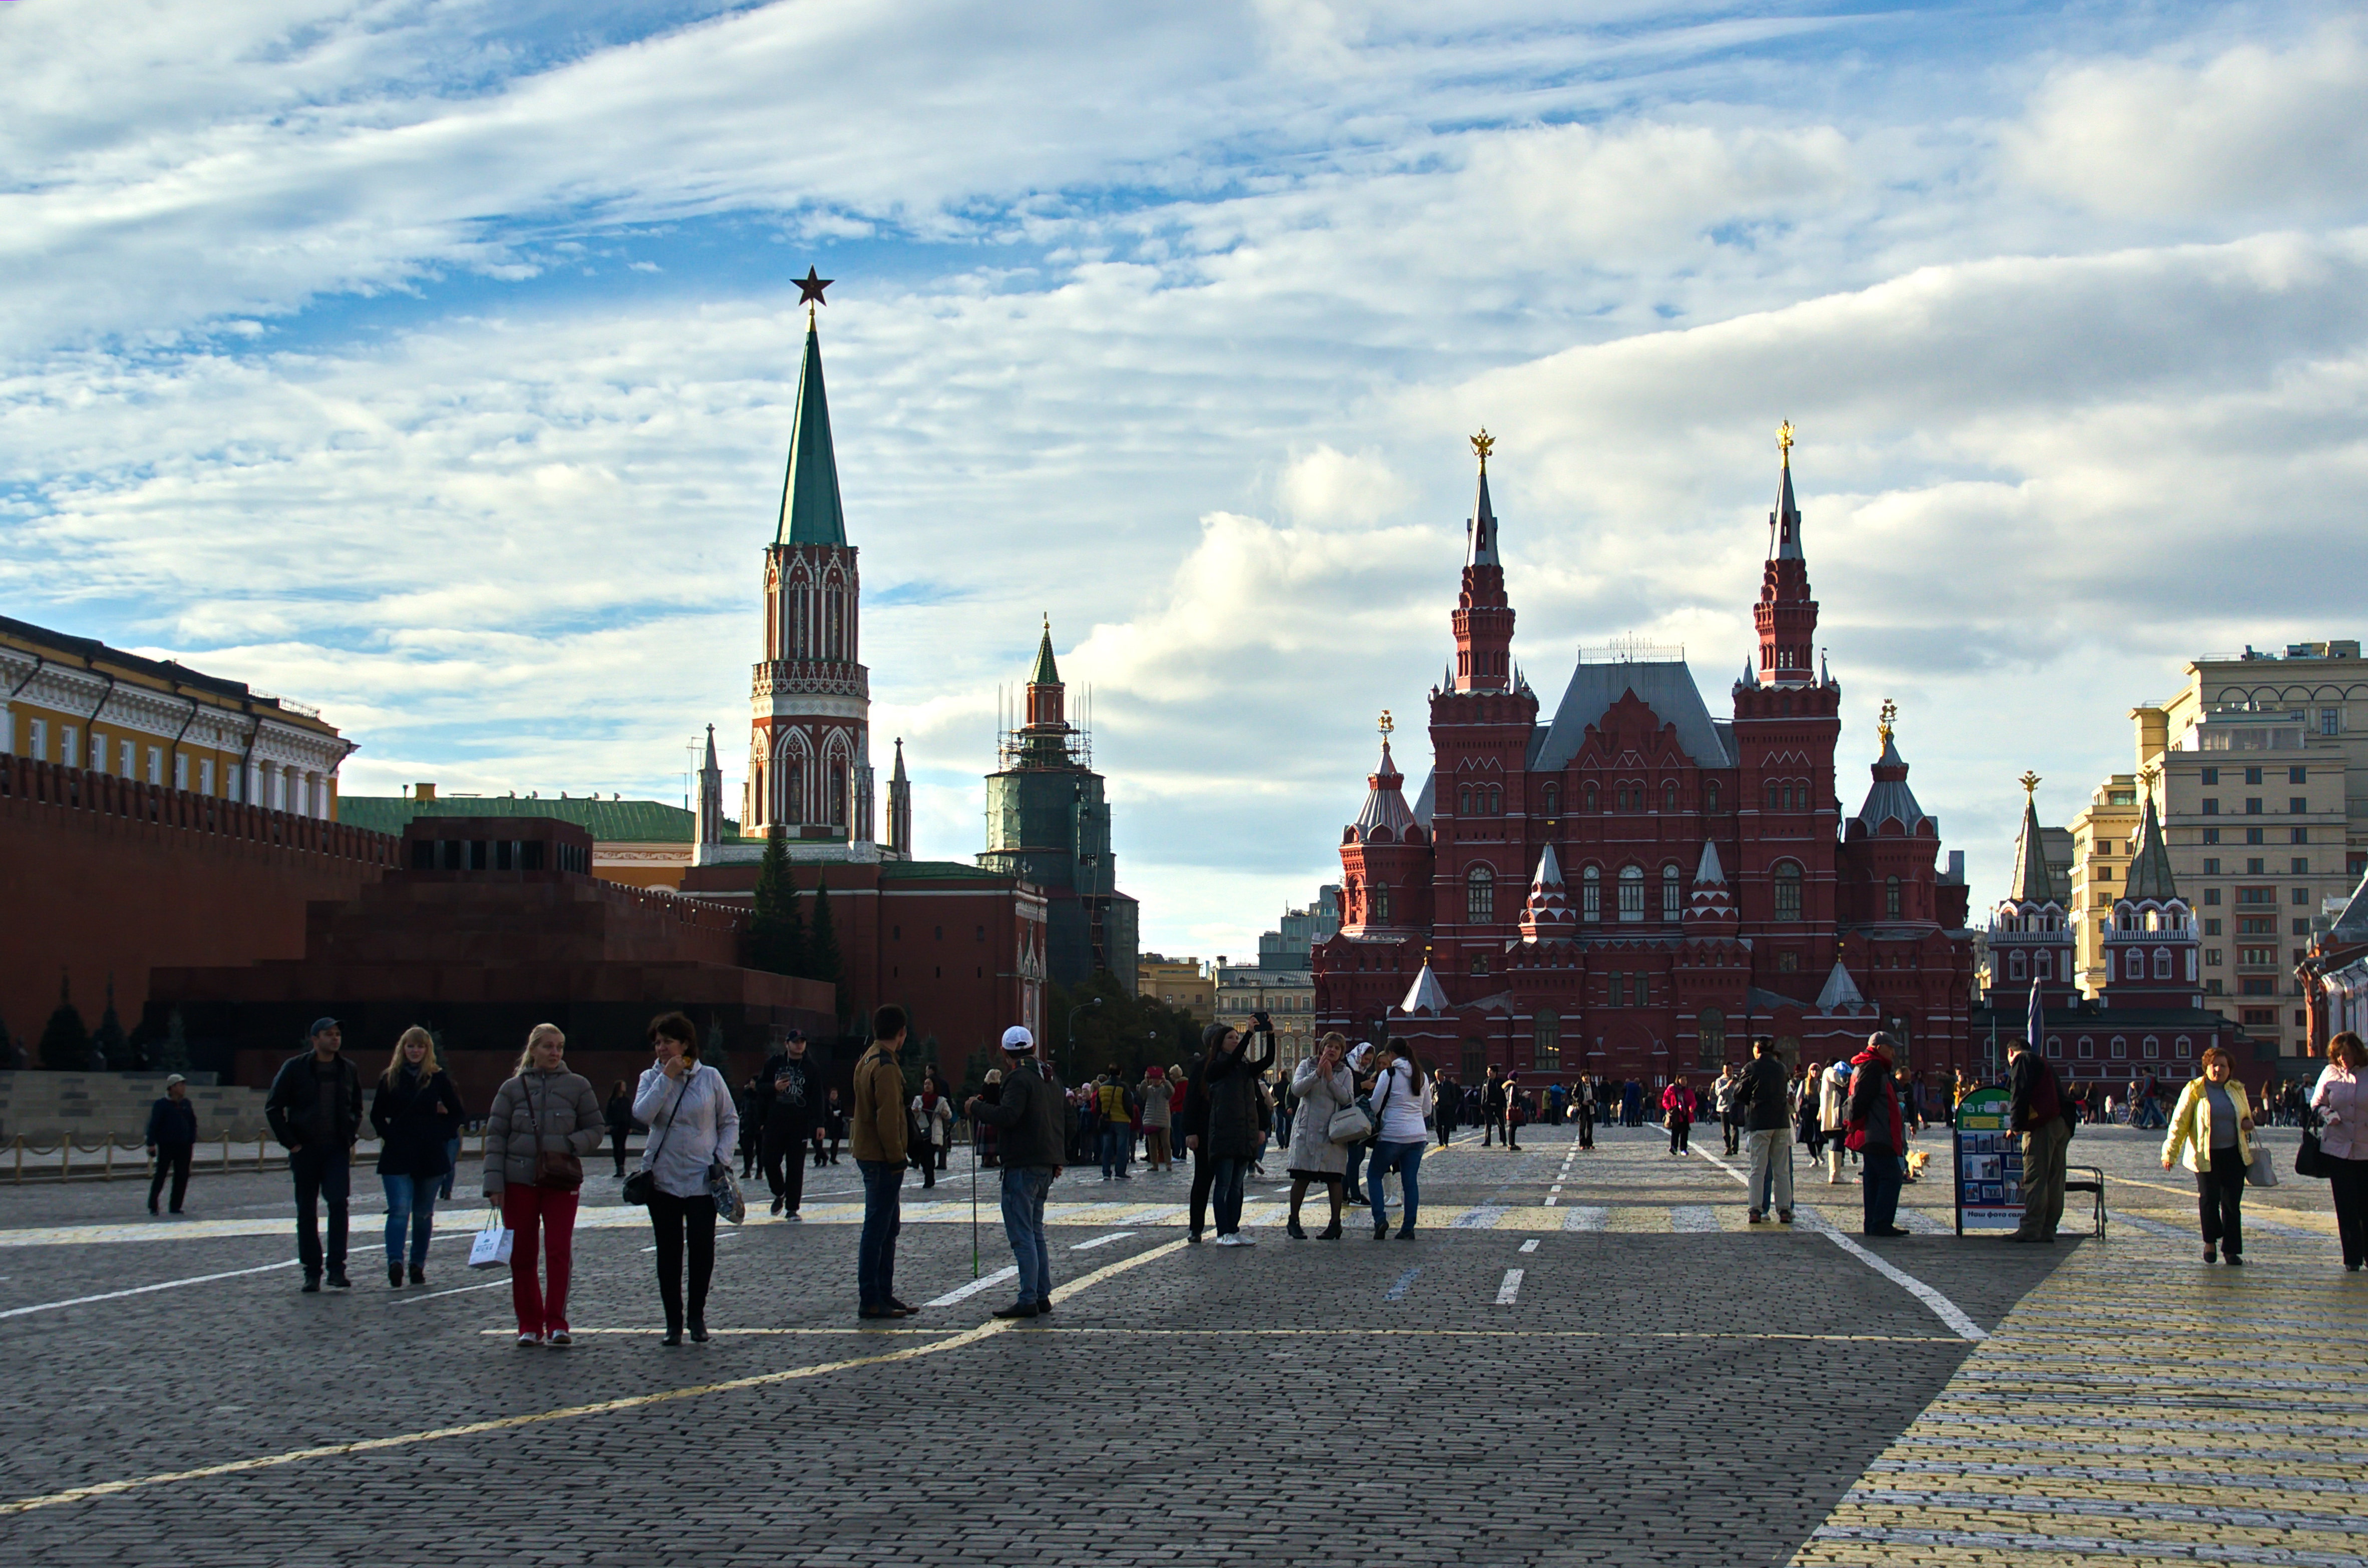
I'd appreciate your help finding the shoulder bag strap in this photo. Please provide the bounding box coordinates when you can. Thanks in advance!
[643,1074,690,1167]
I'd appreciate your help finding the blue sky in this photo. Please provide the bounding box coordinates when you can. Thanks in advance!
[4,0,2366,958]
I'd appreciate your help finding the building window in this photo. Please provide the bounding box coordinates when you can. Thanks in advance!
[1463,1039,1485,1082]
[199,758,214,795]
[2205,949,2222,966]
[2124,948,2143,980]
[1471,953,1489,977]
[2291,766,2309,783]
[2245,766,2263,785]
[1581,865,1601,922]
[2201,767,2218,785]
[147,747,162,785]
[2292,887,2310,905]
[2202,799,2219,815]
[2294,918,2312,936]
[1662,780,1678,812]
[2246,831,2264,848]
[61,726,77,768]
[2207,978,2223,994]
[1459,786,1472,815]
[173,753,188,790]
[2077,1036,2094,1058]
[1885,876,1901,920]
[1617,865,1645,923]
[1374,884,1392,923]
[1467,865,1496,922]
[1488,786,1502,816]
[2204,888,2221,906]
[29,719,46,760]
[2110,1036,2129,1059]
[2204,828,2221,844]
[1607,972,1625,1007]
[2143,1035,2161,1059]
[1584,782,1598,812]
[1776,950,1799,973]
[1542,782,1559,816]
[1661,864,1682,922]
[1697,1006,1725,1068]
[2008,949,2027,981]
[2292,828,2309,845]
[2290,797,2308,814]
[2319,710,2339,736]
[2204,918,2222,935]
[1534,1008,1560,1070]
[2203,859,2220,875]
[2245,798,2262,815]
[2153,947,2171,979]
[1706,781,1720,812]
[1772,861,1803,922]
[2291,857,2309,874]
[1634,973,1650,1007]
[2045,1035,2063,1059]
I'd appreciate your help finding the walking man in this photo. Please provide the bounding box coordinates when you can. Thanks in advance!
[967,1026,1065,1318]
[1714,1064,1744,1157]
[1481,1064,1509,1147]
[264,1018,364,1291]
[1738,1039,1794,1225]
[850,1005,914,1319]
[2007,1035,2071,1244]
[146,1073,198,1215]
[760,1029,818,1219]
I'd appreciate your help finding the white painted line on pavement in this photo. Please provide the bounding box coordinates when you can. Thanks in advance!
[924,1267,1019,1307]
[1695,1148,1988,1344]
[1384,1266,1420,1301]
[0,1259,300,1318]
[392,1279,509,1305]
[1069,1231,1137,1251]
[1454,1203,1509,1229]
[1518,1239,1538,1254]
[1495,1269,1523,1305]
[1543,1197,1559,1206]
[1563,1206,1608,1232]
[1671,1206,1720,1233]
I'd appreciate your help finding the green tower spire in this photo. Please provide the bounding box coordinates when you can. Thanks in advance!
[1030,614,1060,686]
[775,314,847,547]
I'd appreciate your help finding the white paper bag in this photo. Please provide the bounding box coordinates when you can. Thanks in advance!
[469,1209,515,1269]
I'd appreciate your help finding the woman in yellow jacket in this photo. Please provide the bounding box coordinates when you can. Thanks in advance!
[2161,1045,2257,1266]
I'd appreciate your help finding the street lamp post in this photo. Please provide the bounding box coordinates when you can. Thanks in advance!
[1066,995,1103,1082]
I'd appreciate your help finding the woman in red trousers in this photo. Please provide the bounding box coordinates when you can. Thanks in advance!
[482,1023,605,1346]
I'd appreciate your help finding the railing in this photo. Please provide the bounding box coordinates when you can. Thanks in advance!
[3,1130,566,1183]
[600,879,746,930]
[0,755,400,866]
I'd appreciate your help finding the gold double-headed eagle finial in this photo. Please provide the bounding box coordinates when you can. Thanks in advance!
[1379,710,1395,737]
[2019,770,2042,800]
[1777,420,1794,466]
[1470,429,1495,468]
[1877,698,1897,746]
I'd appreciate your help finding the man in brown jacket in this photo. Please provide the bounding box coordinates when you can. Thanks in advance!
[851,1004,913,1319]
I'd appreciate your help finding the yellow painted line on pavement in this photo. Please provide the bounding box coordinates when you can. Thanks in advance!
[0,1238,1186,1518]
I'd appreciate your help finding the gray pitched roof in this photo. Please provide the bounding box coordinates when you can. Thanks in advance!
[2327,868,2368,946]
[1534,659,1732,772]
[2123,793,2179,902]
[2007,798,2059,905]
[1853,731,1932,834]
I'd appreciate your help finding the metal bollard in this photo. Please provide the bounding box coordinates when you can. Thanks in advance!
[60,1139,69,1183]
[257,1134,266,1172]
[105,1140,114,1180]
[223,1131,231,1172]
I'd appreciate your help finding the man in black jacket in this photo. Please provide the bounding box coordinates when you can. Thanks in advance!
[264,1018,364,1290]
[2007,1038,2070,1244]
[145,1074,199,1215]
[759,1030,818,1219]
[1737,1039,1795,1225]
[967,1026,1066,1318]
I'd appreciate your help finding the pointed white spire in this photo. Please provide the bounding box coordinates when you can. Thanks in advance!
[1815,960,1868,1014]
[1694,839,1726,886]
[1399,961,1450,1015]
[1519,846,1575,941]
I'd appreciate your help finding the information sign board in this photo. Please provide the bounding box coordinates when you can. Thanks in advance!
[1953,1085,2024,1234]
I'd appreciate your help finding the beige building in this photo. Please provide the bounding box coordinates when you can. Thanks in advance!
[2066,777,2142,991]
[1139,954,1214,1022]
[1214,957,1315,1069]
[2090,640,2368,1065]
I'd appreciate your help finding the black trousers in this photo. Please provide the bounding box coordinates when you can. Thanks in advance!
[149,1144,192,1212]
[763,1123,808,1211]
[1668,1117,1692,1154]
[609,1129,629,1177]
[1188,1146,1214,1237]
[2328,1155,2368,1269]
[289,1146,350,1275]
[1578,1105,1594,1148]
[647,1189,717,1330]
[2196,1145,2247,1256]
[1721,1114,1740,1155]
[1435,1119,1455,1147]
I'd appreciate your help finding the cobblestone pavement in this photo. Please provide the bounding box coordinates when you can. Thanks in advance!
[2,1121,2358,1565]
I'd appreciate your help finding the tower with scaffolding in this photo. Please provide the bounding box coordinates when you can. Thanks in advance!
[978,617,1139,994]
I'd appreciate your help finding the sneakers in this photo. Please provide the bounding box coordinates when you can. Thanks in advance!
[1215,1234,1242,1247]
[771,1195,785,1216]
[1233,1232,1257,1246]
[1748,1211,1765,1225]
[1777,1210,1794,1226]
[547,1330,572,1347]
[517,1332,541,1347]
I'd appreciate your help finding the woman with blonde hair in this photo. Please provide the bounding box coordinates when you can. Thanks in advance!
[2162,1044,2257,1266]
[370,1026,466,1288]
[2309,1031,2368,1272]
[483,1023,604,1344]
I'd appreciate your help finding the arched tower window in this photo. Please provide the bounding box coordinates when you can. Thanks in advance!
[1584,781,1598,812]
[1580,865,1601,922]
[2008,948,2027,981]
[2123,947,2143,980]
[1662,780,1677,811]
[1459,786,1473,815]
[1885,876,1901,920]
[1542,782,1559,816]
[1466,865,1496,923]
[2152,947,2172,979]
[793,578,812,657]
[1617,865,1645,923]
[827,586,845,659]
[1375,883,1392,923]
[1488,785,1502,816]
[1773,861,1803,922]
[1661,863,1682,922]
[1705,780,1720,813]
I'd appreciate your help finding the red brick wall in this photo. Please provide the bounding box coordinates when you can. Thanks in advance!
[0,757,394,1049]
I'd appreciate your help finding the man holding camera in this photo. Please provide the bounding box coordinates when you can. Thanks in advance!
[967,1026,1065,1318]
[759,1029,817,1219]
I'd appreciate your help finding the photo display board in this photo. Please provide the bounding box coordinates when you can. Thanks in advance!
[1953,1085,2024,1234]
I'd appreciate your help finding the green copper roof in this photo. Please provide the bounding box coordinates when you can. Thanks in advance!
[1030,618,1060,685]
[775,320,847,547]
[338,796,741,844]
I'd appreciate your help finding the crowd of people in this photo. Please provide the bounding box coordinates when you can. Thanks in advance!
[133,1008,2362,1342]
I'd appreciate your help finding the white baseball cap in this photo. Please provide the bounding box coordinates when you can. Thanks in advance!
[1000,1026,1036,1052]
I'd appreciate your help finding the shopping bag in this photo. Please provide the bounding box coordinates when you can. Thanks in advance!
[2245,1142,2279,1189]
[469,1207,515,1269]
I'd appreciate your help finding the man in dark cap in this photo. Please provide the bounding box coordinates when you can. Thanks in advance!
[264,1018,364,1290]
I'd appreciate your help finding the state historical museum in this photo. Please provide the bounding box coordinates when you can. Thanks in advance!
[1313,432,1977,1086]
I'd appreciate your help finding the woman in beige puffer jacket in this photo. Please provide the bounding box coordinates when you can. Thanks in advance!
[482,1024,605,1346]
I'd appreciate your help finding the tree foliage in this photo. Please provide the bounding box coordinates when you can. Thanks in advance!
[39,994,90,1072]
[1047,972,1207,1087]
[746,830,807,978]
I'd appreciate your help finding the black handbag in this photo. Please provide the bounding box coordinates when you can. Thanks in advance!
[2296,1112,2331,1180]
[622,1076,687,1207]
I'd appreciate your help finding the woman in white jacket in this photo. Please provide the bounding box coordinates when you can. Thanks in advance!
[1819,1059,1854,1183]
[633,1011,740,1345]
[1283,1034,1354,1241]
[2309,1031,2368,1273]
[1366,1039,1435,1241]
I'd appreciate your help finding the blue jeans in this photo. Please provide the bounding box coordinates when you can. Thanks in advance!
[1211,1157,1249,1235]
[1343,1140,1368,1196]
[1098,1126,1128,1179]
[381,1172,442,1266]
[1861,1150,1904,1235]
[857,1158,903,1308]
[1369,1140,1424,1230]
[1000,1165,1056,1305]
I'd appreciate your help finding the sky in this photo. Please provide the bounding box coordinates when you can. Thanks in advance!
[4,0,2366,962]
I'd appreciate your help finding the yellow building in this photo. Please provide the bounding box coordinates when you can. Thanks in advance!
[2067,774,2141,991]
[0,615,350,813]
[1139,954,1214,1022]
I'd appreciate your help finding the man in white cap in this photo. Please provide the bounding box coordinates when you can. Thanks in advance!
[966,1026,1067,1318]
[145,1073,198,1215]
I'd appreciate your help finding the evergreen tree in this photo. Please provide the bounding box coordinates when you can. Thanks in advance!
[809,875,842,992]
[746,830,807,977]
[38,976,90,1071]
[150,1009,191,1076]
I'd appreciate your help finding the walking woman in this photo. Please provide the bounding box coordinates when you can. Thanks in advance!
[2309,1031,2368,1272]
[2162,1045,2256,1266]
[1798,1061,1826,1164]
[911,1071,952,1190]
[604,1079,635,1178]
[1367,1040,1433,1240]
[483,1023,604,1345]
[1284,1033,1354,1240]
[634,1010,740,1344]
[371,1026,465,1287]
[1661,1076,1697,1155]
[1196,1013,1276,1245]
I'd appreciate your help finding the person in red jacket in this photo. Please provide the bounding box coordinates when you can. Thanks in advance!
[1660,1077,1698,1155]
[1846,1035,1909,1237]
